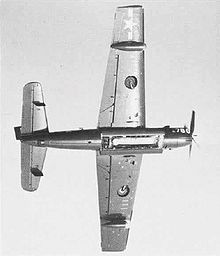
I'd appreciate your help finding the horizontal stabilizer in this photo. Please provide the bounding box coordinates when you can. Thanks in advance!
[21,82,48,134]
[21,143,47,191]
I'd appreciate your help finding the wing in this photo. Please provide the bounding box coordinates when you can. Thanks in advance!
[96,153,143,251]
[21,143,47,191]
[98,5,145,128]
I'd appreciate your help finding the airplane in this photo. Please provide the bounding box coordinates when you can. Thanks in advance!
[14,5,196,252]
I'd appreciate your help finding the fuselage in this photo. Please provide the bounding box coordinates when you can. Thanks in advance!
[20,126,192,155]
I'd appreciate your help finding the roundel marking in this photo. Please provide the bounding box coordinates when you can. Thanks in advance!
[124,76,138,89]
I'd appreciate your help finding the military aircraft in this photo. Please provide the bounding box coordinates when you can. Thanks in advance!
[14,5,196,252]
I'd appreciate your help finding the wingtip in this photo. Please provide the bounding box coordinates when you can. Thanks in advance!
[117,5,143,9]
[101,247,126,252]
[24,81,41,88]
[21,184,38,192]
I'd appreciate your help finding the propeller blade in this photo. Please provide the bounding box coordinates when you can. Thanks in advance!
[189,144,192,158]
[190,110,195,135]
[188,111,197,158]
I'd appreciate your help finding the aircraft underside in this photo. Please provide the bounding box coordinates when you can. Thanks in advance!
[14,5,195,252]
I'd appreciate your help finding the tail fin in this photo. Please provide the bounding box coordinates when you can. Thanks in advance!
[21,82,48,134]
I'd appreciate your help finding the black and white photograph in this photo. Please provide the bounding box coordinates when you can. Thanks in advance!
[1,1,220,255]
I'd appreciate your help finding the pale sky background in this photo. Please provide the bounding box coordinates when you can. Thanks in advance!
[1,1,220,255]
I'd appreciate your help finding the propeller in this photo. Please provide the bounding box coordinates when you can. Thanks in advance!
[189,110,195,158]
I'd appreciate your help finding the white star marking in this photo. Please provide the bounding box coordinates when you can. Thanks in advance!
[124,18,137,30]
[123,17,138,40]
